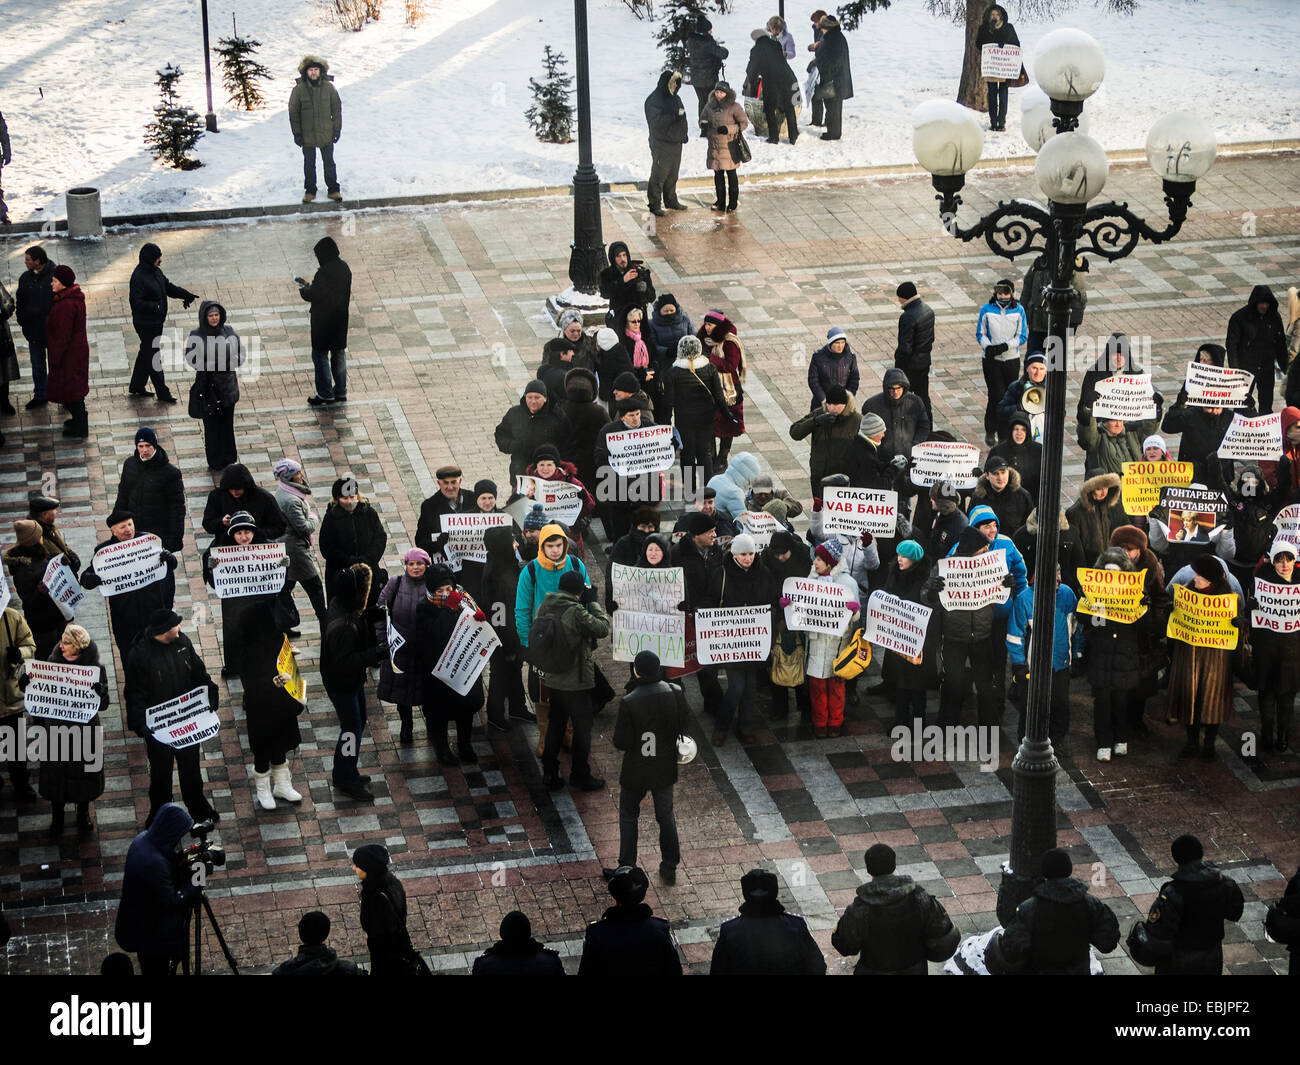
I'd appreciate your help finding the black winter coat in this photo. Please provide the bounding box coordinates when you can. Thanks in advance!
[123,631,217,738]
[38,640,108,805]
[128,243,194,328]
[272,944,365,976]
[414,598,484,720]
[319,500,388,584]
[80,536,177,651]
[472,941,565,975]
[495,395,572,482]
[482,526,523,656]
[644,70,690,144]
[684,31,728,92]
[299,236,351,351]
[971,471,1033,539]
[415,488,476,560]
[1161,397,1235,493]
[358,872,419,976]
[598,241,656,327]
[842,433,899,492]
[16,266,54,341]
[1142,860,1245,975]
[664,353,727,428]
[613,675,690,791]
[4,543,67,654]
[578,904,681,976]
[114,444,186,551]
[745,36,797,98]
[1011,510,1085,595]
[831,874,958,975]
[1226,285,1287,376]
[704,554,777,615]
[807,342,860,408]
[1081,609,1144,692]
[860,390,930,460]
[672,535,711,609]
[184,301,242,408]
[880,559,940,691]
[114,804,195,956]
[996,878,1119,975]
[711,900,826,975]
[1249,567,1300,695]
[790,399,864,491]
[895,298,935,373]
[813,27,854,100]
[320,574,384,693]
[235,600,302,751]
[201,465,287,544]
[988,420,1042,502]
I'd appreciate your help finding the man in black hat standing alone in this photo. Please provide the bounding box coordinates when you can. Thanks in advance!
[711,868,826,974]
[989,849,1119,974]
[894,281,935,420]
[124,608,220,827]
[605,651,690,885]
[579,866,681,976]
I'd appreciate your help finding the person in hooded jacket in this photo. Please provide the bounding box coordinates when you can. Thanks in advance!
[1076,332,1138,425]
[842,412,906,493]
[352,844,428,976]
[976,280,1028,445]
[272,912,364,976]
[1078,409,1161,479]
[832,844,959,975]
[1012,507,1085,597]
[644,72,691,215]
[127,242,197,402]
[235,598,305,812]
[1132,834,1244,975]
[558,366,607,494]
[711,868,826,975]
[184,301,243,470]
[894,282,936,419]
[536,336,578,402]
[1066,470,1132,564]
[990,849,1119,975]
[580,866,681,976]
[790,385,862,499]
[415,567,487,767]
[374,549,433,747]
[811,14,852,140]
[114,803,197,975]
[273,458,328,631]
[288,56,343,202]
[706,450,760,523]
[472,911,565,976]
[5,519,68,658]
[1226,284,1288,413]
[495,379,572,483]
[298,236,352,406]
[975,4,1020,132]
[482,525,531,731]
[861,367,930,460]
[202,463,287,546]
[37,624,107,838]
[684,14,729,114]
[746,26,799,145]
[1166,554,1241,759]
[647,293,694,368]
[1216,464,1275,596]
[664,334,728,490]
[928,528,999,727]
[807,326,859,410]
[922,480,970,562]
[700,82,748,213]
[971,455,1032,539]
[699,311,745,465]
[989,412,1042,505]
[80,510,179,662]
[599,242,656,330]
[319,476,388,603]
[1248,542,1299,754]
[879,541,940,728]
[113,426,186,553]
[45,265,91,438]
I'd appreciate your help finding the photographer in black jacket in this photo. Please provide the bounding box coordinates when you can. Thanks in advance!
[599,242,655,329]
[114,802,198,975]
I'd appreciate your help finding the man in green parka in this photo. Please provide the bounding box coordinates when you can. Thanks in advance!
[288,56,343,203]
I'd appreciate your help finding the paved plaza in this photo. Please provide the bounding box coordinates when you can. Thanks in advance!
[0,153,1297,975]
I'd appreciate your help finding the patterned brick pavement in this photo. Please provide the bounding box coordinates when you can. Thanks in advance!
[0,153,1297,975]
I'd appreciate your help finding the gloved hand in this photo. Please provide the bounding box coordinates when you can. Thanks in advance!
[896,514,914,539]
[294,136,304,147]
[1070,658,1086,678]
[608,600,620,613]
[92,680,108,698]
[18,672,30,690]
[971,467,984,478]
[81,571,102,590]
[860,529,873,548]
[779,596,793,608]
[889,455,908,472]
[813,411,836,427]
[160,551,178,570]
[929,575,946,592]
[5,646,21,666]
[675,600,691,613]
[445,590,465,610]
[1002,574,1014,587]
[1230,615,1242,628]
[581,584,600,606]
[333,135,340,144]
[846,600,860,613]
[294,276,307,287]
[1,151,10,166]
[1247,596,1259,611]
[182,294,197,309]
[473,610,487,622]
[985,342,1008,358]
[363,606,386,625]
[811,497,823,513]
[716,125,728,135]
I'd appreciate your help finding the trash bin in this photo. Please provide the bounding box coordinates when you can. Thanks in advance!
[66,187,103,239]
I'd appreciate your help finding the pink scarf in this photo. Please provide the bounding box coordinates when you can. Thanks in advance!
[626,329,650,370]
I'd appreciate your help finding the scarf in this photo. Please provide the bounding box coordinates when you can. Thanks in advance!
[626,328,650,370]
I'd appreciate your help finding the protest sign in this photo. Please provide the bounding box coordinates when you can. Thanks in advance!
[783,576,854,636]
[277,635,306,703]
[1158,486,1228,542]
[612,610,687,667]
[665,615,700,679]
[22,660,102,724]
[863,591,932,660]
[610,563,684,616]
[92,534,167,596]
[1158,486,1229,515]
[694,606,773,665]
[735,510,783,549]
[1277,504,1300,541]
[42,557,85,621]
[441,511,511,570]
[938,549,1010,610]
[1120,460,1193,517]
[210,542,287,599]
[1217,412,1283,461]
[1251,579,1300,634]
[1183,361,1253,409]
[385,610,406,672]
[145,686,220,749]
[980,43,1022,80]
[515,476,584,526]
[910,441,980,491]
[431,608,501,696]
[1167,584,1238,649]
[1092,374,1158,421]
[605,424,675,475]
[1077,567,1148,624]
[823,486,898,537]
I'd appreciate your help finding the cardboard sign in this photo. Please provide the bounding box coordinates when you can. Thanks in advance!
[145,685,220,749]
[1217,412,1283,461]
[1167,584,1238,649]
[92,534,167,597]
[1183,361,1253,409]
[735,510,783,549]
[440,511,511,570]
[783,576,854,636]
[612,609,687,668]
[610,563,684,616]
[23,660,102,724]
[1077,567,1148,625]
[822,486,898,537]
[863,590,932,660]
[694,606,773,665]
[910,441,980,491]
[938,549,1010,610]
[431,608,501,696]
[210,542,288,599]
[515,476,584,526]
[605,424,675,475]
[980,42,1022,80]
[1120,460,1194,517]
[43,557,85,621]
[1251,579,1300,633]
[1158,486,1229,515]
[665,614,700,679]
[1092,374,1157,421]
[277,635,306,703]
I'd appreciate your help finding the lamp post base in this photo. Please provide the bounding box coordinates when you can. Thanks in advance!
[205,112,218,133]
[545,288,608,328]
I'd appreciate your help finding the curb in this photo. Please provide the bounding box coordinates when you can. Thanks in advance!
[2,139,1297,236]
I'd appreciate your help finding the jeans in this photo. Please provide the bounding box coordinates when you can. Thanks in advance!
[677,422,714,492]
[330,686,368,784]
[648,139,683,209]
[763,92,799,143]
[131,322,168,393]
[618,783,681,869]
[146,736,213,824]
[543,687,595,780]
[312,348,347,401]
[201,405,238,469]
[23,332,47,399]
[717,662,760,734]
[983,357,1020,435]
[303,143,339,194]
[822,98,843,139]
[712,170,739,209]
[987,81,1009,128]
[939,637,999,728]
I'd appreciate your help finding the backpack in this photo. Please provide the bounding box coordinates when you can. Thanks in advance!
[528,596,578,675]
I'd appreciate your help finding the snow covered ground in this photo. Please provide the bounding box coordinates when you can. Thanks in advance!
[0,0,1294,221]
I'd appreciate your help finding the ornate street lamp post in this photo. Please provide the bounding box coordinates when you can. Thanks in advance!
[913,28,1217,925]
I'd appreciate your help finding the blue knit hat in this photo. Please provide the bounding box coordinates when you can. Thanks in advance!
[968,504,999,531]
[897,539,924,561]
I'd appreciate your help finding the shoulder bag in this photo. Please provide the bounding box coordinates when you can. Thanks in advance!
[188,371,222,419]
[729,129,752,165]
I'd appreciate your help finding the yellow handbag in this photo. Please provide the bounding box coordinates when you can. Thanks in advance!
[832,628,873,680]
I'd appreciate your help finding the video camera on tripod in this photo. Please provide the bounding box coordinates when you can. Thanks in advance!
[176,818,226,882]
[175,819,239,975]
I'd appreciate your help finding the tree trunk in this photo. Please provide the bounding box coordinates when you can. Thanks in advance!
[957,0,988,111]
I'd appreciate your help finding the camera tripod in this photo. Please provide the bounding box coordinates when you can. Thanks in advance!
[180,889,240,975]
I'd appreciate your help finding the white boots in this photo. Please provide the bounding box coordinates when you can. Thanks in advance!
[253,763,304,810]
[271,762,303,803]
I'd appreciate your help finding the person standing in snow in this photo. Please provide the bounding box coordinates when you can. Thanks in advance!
[811,14,852,141]
[288,56,343,203]
[0,109,10,223]
[685,16,729,117]
[976,4,1020,133]
[644,71,691,217]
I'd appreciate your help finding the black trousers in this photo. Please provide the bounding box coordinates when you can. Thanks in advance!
[1014,668,1071,745]
[713,170,739,209]
[201,406,238,470]
[899,363,932,421]
[1245,360,1276,413]
[486,654,527,725]
[940,636,999,728]
[822,98,843,139]
[146,737,213,824]
[543,687,595,780]
[763,91,798,143]
[131,322,168,393]
[648,140,683,209]
[677,422,715,490]
[618,783,681,869]
[1093,686,1128,750]
[983,358,1019,434]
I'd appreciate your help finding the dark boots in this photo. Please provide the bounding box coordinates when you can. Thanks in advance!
[456,719,477,764]
[432,720,458,766]
[396,704,414,745]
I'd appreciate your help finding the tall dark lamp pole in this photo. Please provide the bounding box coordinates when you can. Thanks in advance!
[200,0,219,132]
[913,28,1217,927]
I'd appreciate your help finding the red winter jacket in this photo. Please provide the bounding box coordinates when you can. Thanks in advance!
[45,284,90,403]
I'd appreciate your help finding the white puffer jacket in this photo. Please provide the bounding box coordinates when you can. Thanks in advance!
[803,555,862,679]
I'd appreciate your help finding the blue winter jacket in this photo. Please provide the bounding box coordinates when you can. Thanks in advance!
[954,504,1029,618]
[706,451,761,521]
[114,803,197,956]
[514,526,592,648]
[1006,582,1084,671]
[976,298,1029,362]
